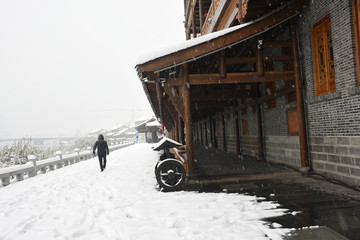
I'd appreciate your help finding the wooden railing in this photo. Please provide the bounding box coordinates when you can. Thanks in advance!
[172,146,188,174]
[0,142,135,187]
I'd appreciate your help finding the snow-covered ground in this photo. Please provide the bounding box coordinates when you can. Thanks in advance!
[0,144,292,240]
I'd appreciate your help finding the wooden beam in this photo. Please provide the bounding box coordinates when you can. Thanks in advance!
[193,102,234,109]
[163,83,185,120]
[189,71,295,85]
[264,55,293,62]
[290,20,309,169]
[237,0,244,23]
[183,64,195,174]
[263,41,292,48]
[191,89,256,101]
[192,9,196,38]
[137,1,308,73]
[186,0,197,36]
[166,77,183,87]
[199,0,204,30]
[237,85,295,109]
[225,57,256,65]
[224,53,293,66]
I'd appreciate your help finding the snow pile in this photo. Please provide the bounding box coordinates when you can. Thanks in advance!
[0,144,291,240]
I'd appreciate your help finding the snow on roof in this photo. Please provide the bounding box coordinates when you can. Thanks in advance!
[136,22,252,66]
[152,137,182,151]
[89,128,106,135]
[135,116,154,123]
[115,128,128,135]
[146,120,161,127]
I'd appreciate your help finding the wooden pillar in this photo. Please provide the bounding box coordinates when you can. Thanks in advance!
[186,29,191,40]
[290,20,309,169]
[222,115,226,151]
[205,120,208,146]
[200,122,204,145]
[194,124,198,144]
[209,117,213,147]
[178,115,185,145]
[174,119,179,142]
[199,0,204,31]
[192,12,196,38]
[234,111,240,155]
[183,63,195,174]
[256,83,264,160]
[213,118,218,149]
[220,50,227,78]
[256,37,264,77]
[155,78,163,124]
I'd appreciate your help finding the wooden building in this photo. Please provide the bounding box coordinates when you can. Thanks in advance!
[136,0,360,188]
[135,118,161,143]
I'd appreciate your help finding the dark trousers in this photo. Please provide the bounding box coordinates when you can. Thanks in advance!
[98,155,107,171]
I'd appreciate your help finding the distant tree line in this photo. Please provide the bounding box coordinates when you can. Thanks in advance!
[0,137,96,168]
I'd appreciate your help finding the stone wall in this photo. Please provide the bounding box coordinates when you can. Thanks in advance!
[310,136,360,186]
[299,0,360,136]
[298,0,360,187]
[240,135,258,158]
[265,136,301,169]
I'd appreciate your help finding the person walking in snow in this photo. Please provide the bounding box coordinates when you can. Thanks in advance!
[93,134,109,172]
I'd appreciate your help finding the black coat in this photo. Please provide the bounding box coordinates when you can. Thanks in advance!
[93,134,109,156]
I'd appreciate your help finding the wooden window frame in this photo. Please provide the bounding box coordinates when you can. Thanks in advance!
[312,14,336,96]
[353,0,360,85]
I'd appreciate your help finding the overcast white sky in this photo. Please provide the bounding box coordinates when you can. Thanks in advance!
[0,0,185,139]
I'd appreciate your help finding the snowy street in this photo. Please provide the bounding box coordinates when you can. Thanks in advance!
[0,144,291,240]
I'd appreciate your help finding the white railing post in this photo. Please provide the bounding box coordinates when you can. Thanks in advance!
[16,172,24,181]
[27,155,37,177]
[74,148,80,163]
[87,147,92,160]
[55,151,63,168]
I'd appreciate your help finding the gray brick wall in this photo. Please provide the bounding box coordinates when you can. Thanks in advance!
[265,136,301,168]
[298,0,360,136]
[298,0,360,187]
[240,135,259,157]
[310,136,360,186]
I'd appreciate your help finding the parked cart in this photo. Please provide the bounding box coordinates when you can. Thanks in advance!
[153,137,187,191]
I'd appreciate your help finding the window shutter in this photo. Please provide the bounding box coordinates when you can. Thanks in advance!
[312,14,336,96]
[353,0,360,85]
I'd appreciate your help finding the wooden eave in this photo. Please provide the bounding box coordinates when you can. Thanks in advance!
[136,0,308,75]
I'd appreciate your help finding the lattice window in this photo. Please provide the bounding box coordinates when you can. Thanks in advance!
[312,14,336,96]
[353,0,360,85]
